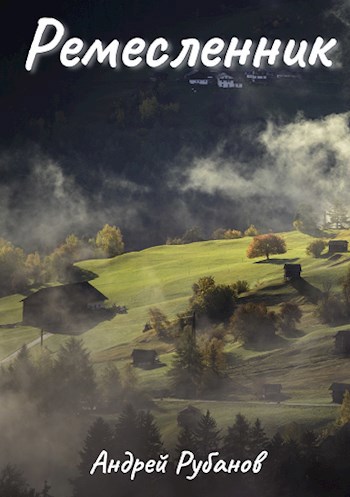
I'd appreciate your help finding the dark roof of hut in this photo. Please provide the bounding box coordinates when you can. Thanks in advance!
[329,240,348,245]
[178,405,202,415]
[263,384,282,394]
[284,264,301,271]
[335,330,350,337]
[329,382,350,390]
[22,282,107,304]
[131,349,158,360]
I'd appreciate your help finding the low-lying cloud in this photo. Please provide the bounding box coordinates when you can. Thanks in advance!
[1,112,350,250]
[174,112,350,225]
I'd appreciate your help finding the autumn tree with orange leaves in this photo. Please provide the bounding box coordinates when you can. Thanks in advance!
[246,234,286,261]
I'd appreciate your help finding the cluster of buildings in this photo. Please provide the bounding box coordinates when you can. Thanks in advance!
[185,68,302,90]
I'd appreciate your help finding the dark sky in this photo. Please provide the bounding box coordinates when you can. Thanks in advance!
[0,0,348,251]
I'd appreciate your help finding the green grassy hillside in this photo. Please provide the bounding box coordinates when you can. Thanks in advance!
[1,229,350,437]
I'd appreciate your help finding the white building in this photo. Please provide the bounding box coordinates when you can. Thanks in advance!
[276,70,301,80]
[216,72,243,89]
[245,70,269,82]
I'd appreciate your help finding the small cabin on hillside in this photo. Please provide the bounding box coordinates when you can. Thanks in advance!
[329,383,350,404]
[262,383,282,400]
[284,264,302,281]
[131,349,159,368]
[177,405,202,428]
[335,330,350,355]
[22,282,107,330]
[328,240,348,255]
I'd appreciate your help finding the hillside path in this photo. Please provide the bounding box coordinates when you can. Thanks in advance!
[0,332,52,365]
[156,397,338,408]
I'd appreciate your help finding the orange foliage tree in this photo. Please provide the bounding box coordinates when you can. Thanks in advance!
[246,234,286,261]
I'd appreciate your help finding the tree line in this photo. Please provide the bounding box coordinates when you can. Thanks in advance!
[7,400,350,497]
[0,224,124,296]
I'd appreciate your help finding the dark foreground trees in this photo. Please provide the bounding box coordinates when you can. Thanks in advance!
[0,465,51,497]
[0,338,97,414]
[72,406,164,497]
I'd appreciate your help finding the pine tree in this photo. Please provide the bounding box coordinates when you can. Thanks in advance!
[52,337,97,412]
[168,328,204,397]
[136,410,164,459]
[100,363,123,410]
[175,426,197,460]
[11,344,36,393]
[300,429,317,453]
[32,349,54,413]
[223,413,251,458]
[72,417,113,497]
[0,464,40,497]
[194,410,221,459]
[114,403,139,455]
[39,481,53,497]
[79,417,113,474]
[201,338,227,377]
[268,432,285,460]
[250,418,268,454]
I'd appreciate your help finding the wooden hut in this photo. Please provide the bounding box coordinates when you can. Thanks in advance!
[131,349,159,368]
[329,383,350,404]
[284,264,302,281]
[262,383,282,400]
[177,405,202,428]
[22,282,107,330]
[328,240,348,255]
[335,330,350,355]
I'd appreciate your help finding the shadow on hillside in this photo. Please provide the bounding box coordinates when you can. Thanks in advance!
[257,392,291,402]
[280,327,305,338]
[67,266,99,283]
[0,322,22,329]
[27,308,118,336]
[255,258,299,265]
[225,352,243,368]
[133,362,167,371]
[244,334,288,352]
[239,285,289,306]
[290,278,322,304]
[327,254,350,267]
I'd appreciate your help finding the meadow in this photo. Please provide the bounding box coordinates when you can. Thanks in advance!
[1,229,349,434]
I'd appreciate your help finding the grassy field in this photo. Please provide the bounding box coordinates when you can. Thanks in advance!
[1,229,350,433]
[150,399,338,446]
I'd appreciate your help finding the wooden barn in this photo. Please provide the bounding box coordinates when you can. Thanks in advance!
[22,282,107,330]
[131,349,159,368]
[262,383,282,400]
[335,330,350,354]
[329,383,350,404]
[284,264,302,281]
[328,240,348,255]
[177,405,202,428]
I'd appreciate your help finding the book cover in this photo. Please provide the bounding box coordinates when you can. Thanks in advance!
[0,1,348,496]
